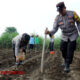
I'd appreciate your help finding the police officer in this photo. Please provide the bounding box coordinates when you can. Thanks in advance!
[45,2,80,72]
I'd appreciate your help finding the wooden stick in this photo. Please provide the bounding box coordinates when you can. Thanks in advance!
[41,28,47,73]
[75,24,80,36]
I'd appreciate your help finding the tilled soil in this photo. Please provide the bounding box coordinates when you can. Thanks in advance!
[0,49,41,70]
[30,51,80,80]
[0,49,80,80]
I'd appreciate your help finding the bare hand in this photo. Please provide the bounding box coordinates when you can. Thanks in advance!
[20,49,23,53]
[45,28,50,34]
[16,56,19,62]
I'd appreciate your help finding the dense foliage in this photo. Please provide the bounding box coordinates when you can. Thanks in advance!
[0,27,18,48]
[0,32,18,48]
[5,27,18,33]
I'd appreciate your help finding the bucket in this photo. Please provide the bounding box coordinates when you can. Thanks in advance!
[18,52,25,61]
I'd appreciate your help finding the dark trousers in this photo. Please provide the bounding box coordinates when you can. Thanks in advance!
[49,42,54,51]
[29,44,34,49]
[35,44,39,51]
[60,39,76,64]
[12,43,16,61]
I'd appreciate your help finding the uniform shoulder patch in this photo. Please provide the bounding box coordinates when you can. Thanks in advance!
[73,11,80,21]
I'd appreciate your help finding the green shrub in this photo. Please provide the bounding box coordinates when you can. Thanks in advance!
[76,37,80,51]
[54,38,61,49]
[0,31,80,51]
[0,32,18,48]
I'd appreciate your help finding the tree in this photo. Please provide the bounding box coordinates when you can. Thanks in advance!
[5,27,18,33]
[0,27,19,48]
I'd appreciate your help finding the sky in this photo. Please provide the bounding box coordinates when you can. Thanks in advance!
[0,0,80,37]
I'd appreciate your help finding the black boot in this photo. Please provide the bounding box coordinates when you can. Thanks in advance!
[61,60,66,67]
[64,63,70,73]
[61,63,65,67]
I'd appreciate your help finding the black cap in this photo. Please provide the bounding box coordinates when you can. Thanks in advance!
[56,2,66,12]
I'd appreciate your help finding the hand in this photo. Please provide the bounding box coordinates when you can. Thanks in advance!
[45,28,50,34]
[16,56,19,62]
[20,49,23,53]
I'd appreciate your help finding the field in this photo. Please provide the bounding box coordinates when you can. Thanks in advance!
[0,49,80,80]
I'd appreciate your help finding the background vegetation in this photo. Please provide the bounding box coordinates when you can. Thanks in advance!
[0,27,18,48]
[0,27,80,51]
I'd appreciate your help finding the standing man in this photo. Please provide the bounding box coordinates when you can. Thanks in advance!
[35,35,39,52]
[45,2,80,72]
[29,35,35,53]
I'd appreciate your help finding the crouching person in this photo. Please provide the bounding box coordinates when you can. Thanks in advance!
[12,33,30,65]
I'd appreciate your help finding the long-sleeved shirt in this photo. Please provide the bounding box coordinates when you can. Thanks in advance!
[12,35,22,56]
[50,10,80,42]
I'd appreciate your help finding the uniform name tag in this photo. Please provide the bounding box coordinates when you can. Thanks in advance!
[59,22,63,25]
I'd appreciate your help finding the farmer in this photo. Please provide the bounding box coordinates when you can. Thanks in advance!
[45,2,80,72]
[12,33,30,65]
[49,35,54,54]
[29,35,35,53]
[35,35,39,52]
